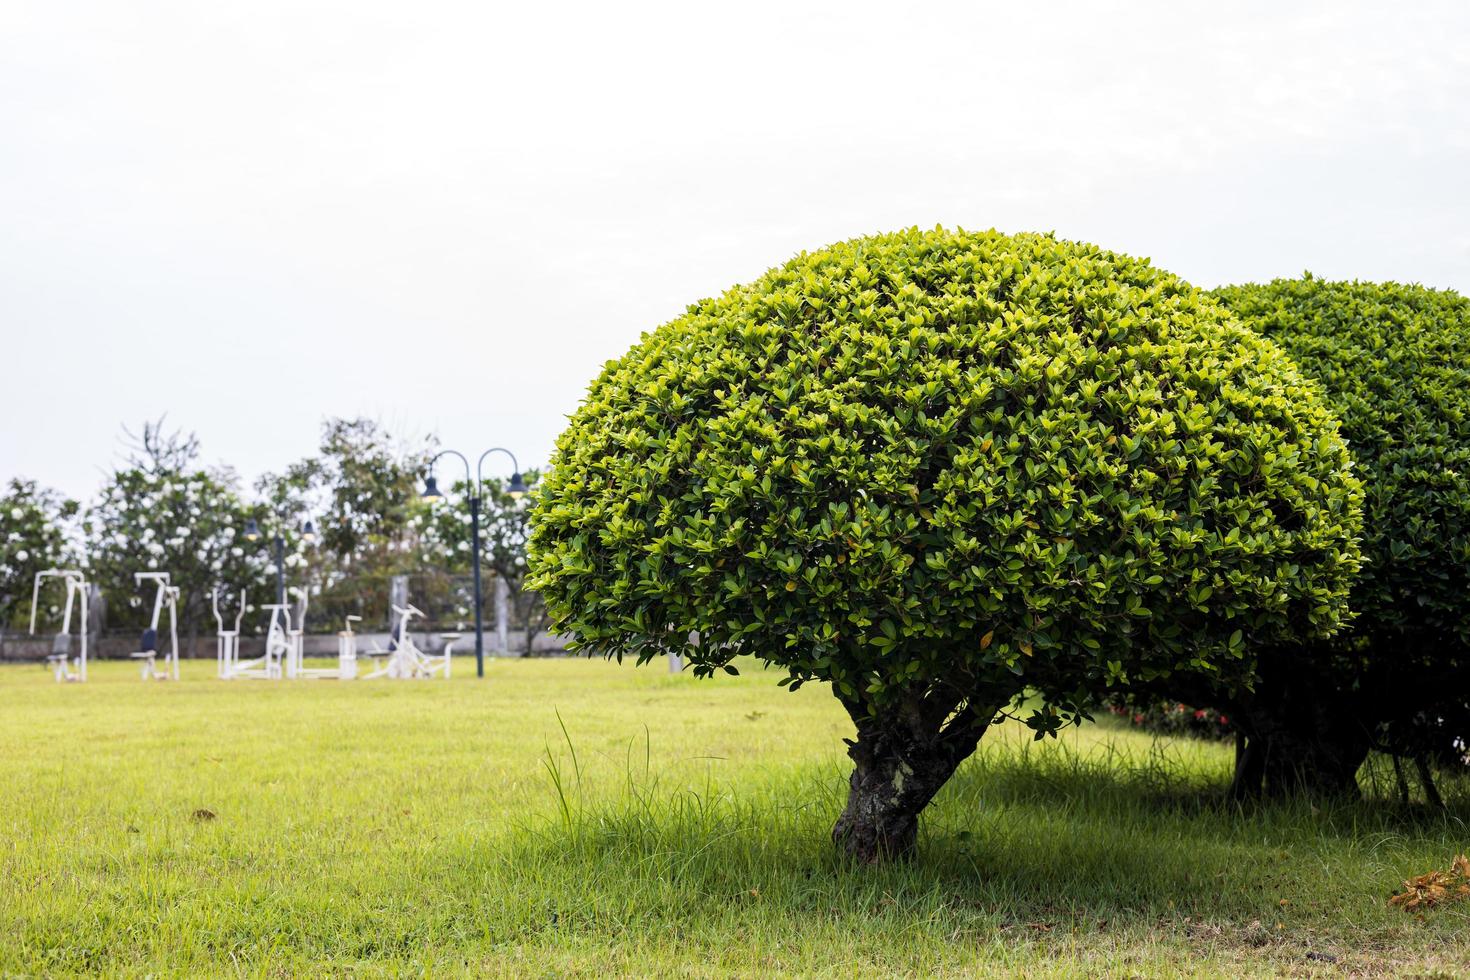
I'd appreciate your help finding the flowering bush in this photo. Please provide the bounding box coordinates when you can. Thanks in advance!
[84,467,271,635]
[1107,701,1235,741]
[0,479,78,628]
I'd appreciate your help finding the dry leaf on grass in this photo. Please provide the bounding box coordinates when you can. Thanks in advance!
[1388,854,1470,911]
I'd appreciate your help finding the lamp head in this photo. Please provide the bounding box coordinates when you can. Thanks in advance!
[422,474,443,500]
[300,520,316,544]
[507,472,529,500]
[243,518,261,543]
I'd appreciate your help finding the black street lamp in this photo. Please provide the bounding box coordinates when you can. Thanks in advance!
[423,448,528,678]
[243,516,315,606]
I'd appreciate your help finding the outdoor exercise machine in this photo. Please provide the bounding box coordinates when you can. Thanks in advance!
[217,587,304,680]
[363,604,455,679]
[130,572,180,681]
[334,615,362,680]
[29,569,89,683]
[213,587,246,678]
[261,592,307,679]
[291,601,359,681]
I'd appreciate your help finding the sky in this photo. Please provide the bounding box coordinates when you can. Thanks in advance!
[2,0,1468,502]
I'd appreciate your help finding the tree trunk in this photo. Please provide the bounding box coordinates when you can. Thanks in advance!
[1229,732,1265,802]
[831,691,997,863]
[1415,756,1445,809]
[1257,723,1369,798]
[1226,654,1370,800]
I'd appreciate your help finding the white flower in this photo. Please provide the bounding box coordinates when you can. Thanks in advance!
[231,547,244,558]
[9,508,21,520]
[176,527,191,538]
[15,549,28,562]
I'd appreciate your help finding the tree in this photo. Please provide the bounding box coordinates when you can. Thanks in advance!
[255,417,436,626]
[1208,276,1470,799]
[85,423,270,639]
[528,228,1364,861]
[0,479,79,628]
[419,472,550,654]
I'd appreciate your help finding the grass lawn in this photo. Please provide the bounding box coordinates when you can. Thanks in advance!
[2,657,1468,977]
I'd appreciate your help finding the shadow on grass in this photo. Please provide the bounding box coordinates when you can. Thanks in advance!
[500,732,1470,934]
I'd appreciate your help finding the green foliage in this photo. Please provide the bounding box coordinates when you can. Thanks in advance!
[0,479,78,627]
[1213,277,1470,651]
[312,418,434,563]
[1213,277,1470,767]
[254,417,438,627]
[529,227,1364,722]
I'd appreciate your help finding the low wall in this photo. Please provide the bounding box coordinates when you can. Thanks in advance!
[0,629,569,662]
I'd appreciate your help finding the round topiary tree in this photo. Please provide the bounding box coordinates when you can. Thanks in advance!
[529,228,1363,861]
[1210,276,1470,798]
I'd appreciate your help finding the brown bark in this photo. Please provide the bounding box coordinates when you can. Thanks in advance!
[831,690,999,863]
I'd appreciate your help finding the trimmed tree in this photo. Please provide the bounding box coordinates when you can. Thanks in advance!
[529,228,1363,861]
[1211,276,1470,798]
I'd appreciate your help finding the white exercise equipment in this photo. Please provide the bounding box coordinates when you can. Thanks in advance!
[218,588,304,680]
[364,604,454,679]
[130,572,180,681]
[261,593,307,680]
[213,587,247,679]
[30,569,89,683]
[335,615,362,680]
[292,603,359,681]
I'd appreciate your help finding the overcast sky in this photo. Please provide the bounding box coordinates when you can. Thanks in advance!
[2,0,1467,501]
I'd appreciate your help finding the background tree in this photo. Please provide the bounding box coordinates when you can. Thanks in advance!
[419,472,550,654]
[529,228,1365,862]
[85,421,271,641]
[1205,277,1470,800]
[0,479,79,628]
[256,417,436,627]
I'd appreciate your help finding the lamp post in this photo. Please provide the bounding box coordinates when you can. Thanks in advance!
[423,448,528,678]
[243,516,316,606]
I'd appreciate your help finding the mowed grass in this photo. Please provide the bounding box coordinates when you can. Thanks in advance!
[2,658,1469,978]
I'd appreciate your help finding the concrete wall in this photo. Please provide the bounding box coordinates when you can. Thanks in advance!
[0,629,569,662]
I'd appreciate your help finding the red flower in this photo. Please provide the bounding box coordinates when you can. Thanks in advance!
[1218,715,1229,726]
[1133,713,1145,724]
[1194,710,1207,720]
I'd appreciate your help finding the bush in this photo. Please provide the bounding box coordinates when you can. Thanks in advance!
[1107,701,1235,741]
[530,228,1363,860]
[1211,277,1470,796]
